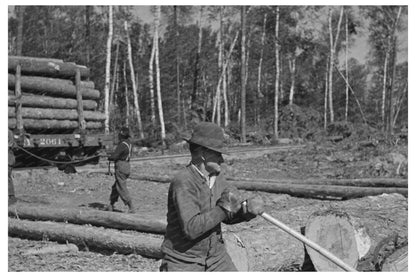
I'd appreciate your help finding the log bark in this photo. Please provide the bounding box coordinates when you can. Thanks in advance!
[8,107,105,121]
[22,243,79,256]
[8,56,90,79]
[8,74,100,100]
[226,177,408,188]
[8,218,163,258]
[304,210,359,271]
[9,118,102,130]
[8,93,98,110]
[233,181,407,200]
[9,204,167,234]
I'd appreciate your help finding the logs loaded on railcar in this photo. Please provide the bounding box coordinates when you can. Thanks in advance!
[8,56,113,168]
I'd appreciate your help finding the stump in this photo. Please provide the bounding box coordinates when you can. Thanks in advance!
[304,210,359,271]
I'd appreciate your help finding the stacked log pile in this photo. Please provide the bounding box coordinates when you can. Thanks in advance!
[8,56,103,131]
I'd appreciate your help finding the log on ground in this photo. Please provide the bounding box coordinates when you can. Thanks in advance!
[8,56,90,79]
[381,245,408,271]
[8,93,98,110]
[226,177,408,188]
[231,180,407,200]
[8,107,105,121]
[9,204,167,234]
[8,118,102,130]
[8,74,100,100]
[8,218,163,258]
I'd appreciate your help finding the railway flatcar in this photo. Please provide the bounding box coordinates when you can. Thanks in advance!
[8,56,112,169]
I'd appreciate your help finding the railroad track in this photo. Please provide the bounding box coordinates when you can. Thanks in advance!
[14,144,306,172]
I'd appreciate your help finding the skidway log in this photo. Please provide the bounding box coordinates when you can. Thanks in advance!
[233,181,407,200]
[129,174,407,200]
[9,204,167,234]
[8,107,105,121]
[8,218,163,258]
[8,56,90,79]
[8,93,98,110]
[8,118,102,130]
[8,74,100,100]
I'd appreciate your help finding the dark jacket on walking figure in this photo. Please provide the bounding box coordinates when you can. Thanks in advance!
[106,127,135,213]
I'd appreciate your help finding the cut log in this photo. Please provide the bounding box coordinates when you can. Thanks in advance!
[8,56,90,79]
[223,232,250,271]
[8,74,100,100]
[8,204,167,234]
[128,174,407,200]
[9,118,103,130]
[304,210,359,271]
[21,243,78,256]
[226,177,408,188]
[381,245,408,271]
[8,107,105,121]
[131,174,407,189]
[8,93,98,110]
[8,218,163,258]
[231,181,407,200]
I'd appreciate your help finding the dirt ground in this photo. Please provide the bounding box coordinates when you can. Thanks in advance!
[8,140,408,271]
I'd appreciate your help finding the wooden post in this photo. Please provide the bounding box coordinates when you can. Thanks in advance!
[75,68,86,130]
[15,64,23,132]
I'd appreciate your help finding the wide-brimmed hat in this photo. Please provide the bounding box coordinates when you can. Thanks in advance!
[119,127,130,138]
[184,122,228,154]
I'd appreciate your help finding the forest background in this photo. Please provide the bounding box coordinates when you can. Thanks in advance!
[5,3,409,147]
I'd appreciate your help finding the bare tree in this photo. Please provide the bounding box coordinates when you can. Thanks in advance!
[192,6,204,105]
[104,6,113,134]
[149,27,156,126]
[328,6,344,123]
[125,20,144,139]
[110,39,120,107]
[154,6,166,148]
[344,10,349,121]
[122,61,130,128]
[240,6,247,143]
[256,13,267,126]
[273,7,280,140]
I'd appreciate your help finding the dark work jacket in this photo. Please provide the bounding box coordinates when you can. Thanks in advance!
[161,164,246,264]
[108,138,131,175]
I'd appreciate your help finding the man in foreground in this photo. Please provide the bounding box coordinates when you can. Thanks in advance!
[160,122,264,271]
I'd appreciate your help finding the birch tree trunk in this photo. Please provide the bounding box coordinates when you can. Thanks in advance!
[173,6,181,125]
[149,29,156,126]
[288,56,296,106]
[192,6,203,104]
[122,61,130,128]
[125,20,144,139]
[274,7,280,140]
[256,13,267,126]
[387,7,402,135]
[154,6,166,148]
[328,7,344,124]
[104,6,113,134]
[381,52,388,129]
[345,13,349,121]
[324,57,329,130]
[240,6,247,143]
[110,39,120,107]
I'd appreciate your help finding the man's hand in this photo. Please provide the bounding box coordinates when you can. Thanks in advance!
[216,187,244,220]
[246,195,265,216]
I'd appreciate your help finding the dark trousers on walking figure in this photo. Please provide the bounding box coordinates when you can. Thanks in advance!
[110,161,131,205]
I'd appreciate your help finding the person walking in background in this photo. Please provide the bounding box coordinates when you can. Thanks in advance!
[105,127,135,213]
[9,129,17,205]
[159,122,264,271]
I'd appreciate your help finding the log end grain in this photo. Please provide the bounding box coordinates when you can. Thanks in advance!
[305,210,359,271]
